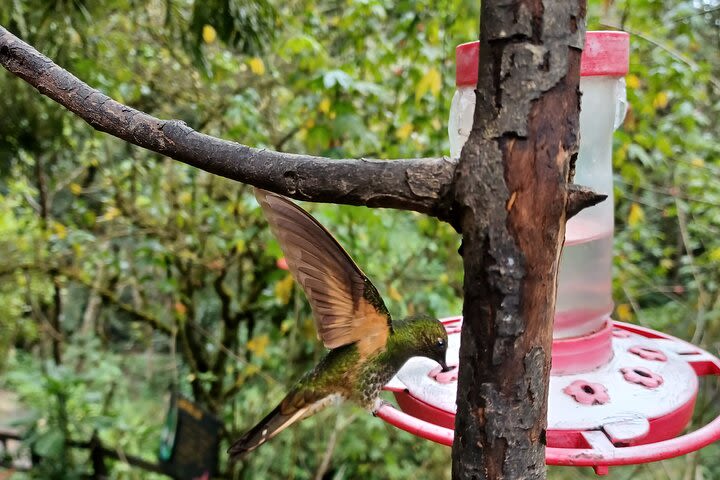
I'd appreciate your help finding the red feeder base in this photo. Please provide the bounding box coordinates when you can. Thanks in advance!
[379,319,720,475]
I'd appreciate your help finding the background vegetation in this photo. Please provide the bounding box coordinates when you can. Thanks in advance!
[0,0,718,478]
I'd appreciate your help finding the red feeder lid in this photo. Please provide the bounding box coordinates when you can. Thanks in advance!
[455,31,630,86]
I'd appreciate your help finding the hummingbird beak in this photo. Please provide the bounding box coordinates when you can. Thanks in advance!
[439,359,451,372]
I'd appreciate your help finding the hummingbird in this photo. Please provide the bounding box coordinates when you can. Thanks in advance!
[227,189,450,459]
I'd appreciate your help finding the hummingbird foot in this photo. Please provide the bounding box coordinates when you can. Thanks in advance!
[371,398,392,417]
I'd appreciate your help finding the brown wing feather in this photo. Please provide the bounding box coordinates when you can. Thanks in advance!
[255,189,391,353]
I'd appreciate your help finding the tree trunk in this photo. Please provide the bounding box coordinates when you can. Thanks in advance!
[451,1,587,479]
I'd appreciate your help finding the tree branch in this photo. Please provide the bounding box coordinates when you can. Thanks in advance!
[64,268,174,335]
[0,26,603,224]
[0,26,455,219]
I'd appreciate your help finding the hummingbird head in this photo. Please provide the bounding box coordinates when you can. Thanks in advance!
[394,315,450,372]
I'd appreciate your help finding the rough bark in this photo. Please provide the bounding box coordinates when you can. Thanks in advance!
[451,1,587,479]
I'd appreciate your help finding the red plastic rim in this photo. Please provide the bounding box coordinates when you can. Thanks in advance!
[456,31,630,86]
[377,321,720,471]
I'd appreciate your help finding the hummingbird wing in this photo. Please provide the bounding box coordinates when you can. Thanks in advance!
[255,189,392,355]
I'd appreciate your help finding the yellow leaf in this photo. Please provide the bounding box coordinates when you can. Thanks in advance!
[652,91,669,110]
[103,206,121,221]
[248,57,266,76]
[280,319,293,334]
[52,222,67,240]
[388,285,403,302]
[202,24,217,44]
[178,249,195,260]
[318,98,331,114]
[614,144,628,165]
[69,183,82,195]
[616,304,633,322]
[628,203,644,227]
[178,191,192,205]
[301,317,316,339]
[625,74,641,89]
[690,157,705,167]
[415,67,441,102]
[274,274,295,305]
[247,334,270,358]
[709,247,720,262]
[396,123,413,140]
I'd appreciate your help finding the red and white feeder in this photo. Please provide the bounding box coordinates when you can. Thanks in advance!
[377,31,720,475]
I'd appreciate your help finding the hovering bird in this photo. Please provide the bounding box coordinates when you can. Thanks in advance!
[227,189,450,460]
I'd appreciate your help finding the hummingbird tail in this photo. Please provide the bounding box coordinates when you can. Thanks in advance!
[227,393,343,460]
[227,403,308,460]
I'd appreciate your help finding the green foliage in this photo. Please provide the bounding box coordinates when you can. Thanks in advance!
[0,0,718,478]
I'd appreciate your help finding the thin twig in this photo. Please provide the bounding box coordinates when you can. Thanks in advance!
[313,412,358,480]
[600,22,720,91]
[675,198,709,344]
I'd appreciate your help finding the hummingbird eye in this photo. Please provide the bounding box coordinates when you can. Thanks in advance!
[436,338,446,348]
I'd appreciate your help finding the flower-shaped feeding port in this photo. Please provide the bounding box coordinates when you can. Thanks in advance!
[629,346,667,362]
[612,328,632,338]
[621,367,663,389]
[563,381,610,405]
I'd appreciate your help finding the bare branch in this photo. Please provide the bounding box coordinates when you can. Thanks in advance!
[0,26,456,218]
[64,268,174,335]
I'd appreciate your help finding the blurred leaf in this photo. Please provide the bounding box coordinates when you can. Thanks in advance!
[247,334,270,358]
[52,221,67,240]
[628,203,645,227]
[415,67,441,102]
[626,74,641,89]
[323,70,353,90]
[274,274,294,305]
[33,430,65,457]
[616,303,633,322]
[388,285,403,302]
[249,57,266,76]
[202,24,217,44]
[396,123,413,140]
[652,91,669,110]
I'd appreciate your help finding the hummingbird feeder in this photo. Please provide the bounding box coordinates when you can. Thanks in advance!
[376,31,720,475]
